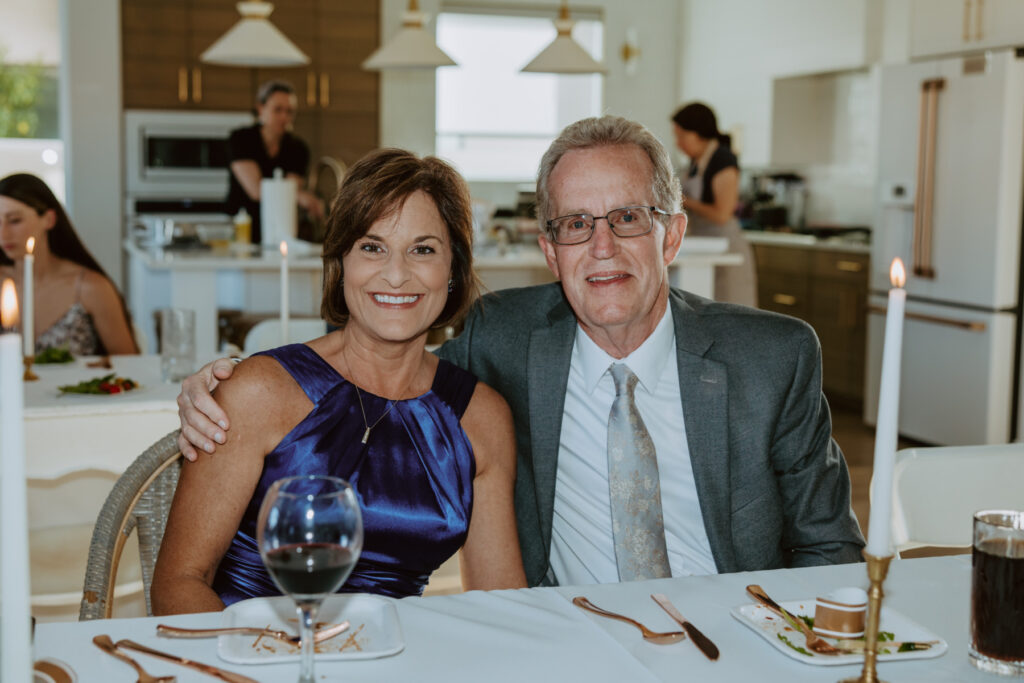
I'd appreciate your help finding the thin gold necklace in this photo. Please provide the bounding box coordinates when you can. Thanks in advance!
[354,387,394,444]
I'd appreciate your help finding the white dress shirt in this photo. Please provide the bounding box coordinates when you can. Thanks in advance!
[548,304,717,585]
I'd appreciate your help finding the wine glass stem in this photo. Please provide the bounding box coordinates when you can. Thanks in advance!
[297,600,320,683]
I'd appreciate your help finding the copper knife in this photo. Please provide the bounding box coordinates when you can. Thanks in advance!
[650,593,720,660]
[115,639,260,683]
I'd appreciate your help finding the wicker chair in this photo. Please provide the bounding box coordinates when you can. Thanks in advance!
[79,431,182,620]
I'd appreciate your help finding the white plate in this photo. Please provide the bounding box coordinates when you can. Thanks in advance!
[730,599,948,666]
[218,593,405,664]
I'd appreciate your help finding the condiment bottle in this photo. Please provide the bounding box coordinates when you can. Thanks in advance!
[233,207,252,244]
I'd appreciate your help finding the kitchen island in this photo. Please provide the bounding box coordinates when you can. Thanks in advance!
[125,236,743,356]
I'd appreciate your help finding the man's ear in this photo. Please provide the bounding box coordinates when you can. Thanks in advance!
[538,233,561,280]
[661,212,686,267]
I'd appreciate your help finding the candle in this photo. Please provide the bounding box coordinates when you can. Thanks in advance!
[280,241,289,345]
[865,258,907,557]
[0,278,31,682]
[23,237,34,358]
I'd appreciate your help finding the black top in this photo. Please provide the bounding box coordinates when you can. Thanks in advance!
[226,124,310,244]
[688,144,739,205]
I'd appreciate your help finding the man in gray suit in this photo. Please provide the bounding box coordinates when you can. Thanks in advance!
[178,116,864,587]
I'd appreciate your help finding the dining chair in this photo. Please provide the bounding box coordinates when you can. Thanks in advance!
[242,318,328,355]
[890,443,1024,556]
[79,430,182,620]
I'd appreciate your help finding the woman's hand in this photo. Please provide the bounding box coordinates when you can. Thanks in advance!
[176,358,238,460]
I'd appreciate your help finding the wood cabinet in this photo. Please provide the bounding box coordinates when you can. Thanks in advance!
[122,0,379,168]
[910,0,1024,59]
[754,244,869,408]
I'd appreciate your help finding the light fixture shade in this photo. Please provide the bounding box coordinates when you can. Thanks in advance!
[362,3,456,70]
[521,13,606,74]
[201,1,309,67]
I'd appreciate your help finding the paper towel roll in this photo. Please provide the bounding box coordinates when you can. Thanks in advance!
[260,169,297,247]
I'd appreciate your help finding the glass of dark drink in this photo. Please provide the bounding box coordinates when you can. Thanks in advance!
[257,475,363,683]
[970,509,1024,676]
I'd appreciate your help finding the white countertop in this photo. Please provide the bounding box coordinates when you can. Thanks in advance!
[124,238,324,271]
[744,231,871,254]
[474,236,741,269]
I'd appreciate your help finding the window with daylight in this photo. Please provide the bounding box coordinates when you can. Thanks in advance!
[435,9,604,182]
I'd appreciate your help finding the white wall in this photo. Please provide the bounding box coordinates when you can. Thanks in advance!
[378,0,680,205]
[0,0,59,65]
[59,0,122,286]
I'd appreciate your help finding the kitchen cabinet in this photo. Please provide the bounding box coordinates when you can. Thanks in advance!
[754,243,869,407]
[910,0,1024,59]
[122,0,379,169]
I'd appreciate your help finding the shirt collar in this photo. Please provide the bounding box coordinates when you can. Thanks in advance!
[575,301,675,395]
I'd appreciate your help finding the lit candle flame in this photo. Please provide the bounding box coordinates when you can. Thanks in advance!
[889,257,906,288]
[280,241,288,257]
[1,278,19,329]
[26,237,34,255]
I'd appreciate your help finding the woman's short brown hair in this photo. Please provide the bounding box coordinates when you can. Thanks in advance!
[320,148,478,329]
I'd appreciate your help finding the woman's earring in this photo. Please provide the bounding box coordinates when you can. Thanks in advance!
[448,278,454,293]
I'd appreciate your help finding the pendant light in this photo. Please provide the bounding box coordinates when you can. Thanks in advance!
[362,0,456,71]
[200,1,309,67]
[521,1,607,74]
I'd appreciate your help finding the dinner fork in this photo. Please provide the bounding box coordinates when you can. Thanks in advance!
[572,596,687,644]
[746,584,842,655]
[93,634,176,683]
[156,620,350,646]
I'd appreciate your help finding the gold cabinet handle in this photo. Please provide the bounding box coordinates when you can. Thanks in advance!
[975,0,984,40]
[835,260,864,273]
[868,305,987,331]
[319,72,330,108]
[191,67,202,103]
[178,66,188,102]
[963,0,972,41]
[307,72,317,107]
[772,293,798,306]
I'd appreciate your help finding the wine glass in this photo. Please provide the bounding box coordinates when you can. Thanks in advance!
[257,475,363,683]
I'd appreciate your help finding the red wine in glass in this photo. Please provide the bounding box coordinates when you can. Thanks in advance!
[264,543,358,600]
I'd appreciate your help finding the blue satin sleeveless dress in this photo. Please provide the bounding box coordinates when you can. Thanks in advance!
[211,343,477,604]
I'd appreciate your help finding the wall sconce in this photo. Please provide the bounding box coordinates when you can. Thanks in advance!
[620,27,641,76]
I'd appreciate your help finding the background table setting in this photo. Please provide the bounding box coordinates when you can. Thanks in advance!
[30,555,991,683]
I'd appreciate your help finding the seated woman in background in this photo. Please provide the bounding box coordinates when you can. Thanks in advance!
[151,149,525,614]
[0,173,138,355]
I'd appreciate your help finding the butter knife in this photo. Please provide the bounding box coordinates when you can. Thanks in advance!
[650,593,720,661]
[115,639,260,683]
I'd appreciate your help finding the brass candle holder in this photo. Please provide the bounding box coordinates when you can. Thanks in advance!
[839,550,894,683]
[22,354,38,381]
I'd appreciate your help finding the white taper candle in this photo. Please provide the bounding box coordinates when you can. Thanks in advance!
[280,241,289,345]
[22,237,34,358]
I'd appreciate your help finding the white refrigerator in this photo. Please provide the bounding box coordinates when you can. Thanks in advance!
[865,50,1024,445]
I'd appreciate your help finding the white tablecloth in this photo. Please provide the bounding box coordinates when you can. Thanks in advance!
[32,556,987,682]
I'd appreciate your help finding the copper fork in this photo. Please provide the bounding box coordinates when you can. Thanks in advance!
[156,620,349,646]
[746,584,842,655]
[93,635,176,683]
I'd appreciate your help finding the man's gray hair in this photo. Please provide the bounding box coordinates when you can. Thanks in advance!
[535,115,682,232]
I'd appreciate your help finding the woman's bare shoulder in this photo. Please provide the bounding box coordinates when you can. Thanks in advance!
[460,380,514,472]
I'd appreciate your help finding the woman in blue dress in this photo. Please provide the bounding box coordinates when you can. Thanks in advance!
[152,149,526,614]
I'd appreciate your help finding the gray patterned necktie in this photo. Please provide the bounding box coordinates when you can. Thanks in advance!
[607,363,671,581]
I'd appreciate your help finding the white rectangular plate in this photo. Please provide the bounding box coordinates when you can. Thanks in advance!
[218,593,404,664]
[730,599,948,666]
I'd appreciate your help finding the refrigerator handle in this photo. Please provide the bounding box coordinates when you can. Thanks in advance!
[912,78,944,280]
[868,305,987,331]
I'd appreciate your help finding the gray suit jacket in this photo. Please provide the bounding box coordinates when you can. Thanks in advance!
[438,282,864,586]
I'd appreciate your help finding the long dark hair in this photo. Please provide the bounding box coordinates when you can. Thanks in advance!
[671,102,732,149]
[0,173,137,349]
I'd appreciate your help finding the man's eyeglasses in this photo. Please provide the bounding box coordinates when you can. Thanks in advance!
[546,206,670,245]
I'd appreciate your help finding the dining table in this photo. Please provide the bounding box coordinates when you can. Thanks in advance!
[32,555,988,682]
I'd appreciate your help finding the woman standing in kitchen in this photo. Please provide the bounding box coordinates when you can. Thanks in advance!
[0,173,138,355]
[226,80,324,244]
[671,102,757,307]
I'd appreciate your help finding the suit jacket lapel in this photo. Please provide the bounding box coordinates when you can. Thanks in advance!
[671,292,737,573]
[527,300,576,571]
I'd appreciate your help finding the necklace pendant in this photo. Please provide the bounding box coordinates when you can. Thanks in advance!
[361,427,371,445]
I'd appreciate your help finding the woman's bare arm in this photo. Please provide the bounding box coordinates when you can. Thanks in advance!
[230,160,263,200]
[458,382,527,590]
[684,166,740,225]
[80,272,138,354]
[151,356,308,615]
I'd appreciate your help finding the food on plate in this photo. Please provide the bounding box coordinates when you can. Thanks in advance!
[33,346,74,364]
[58,373,139,395]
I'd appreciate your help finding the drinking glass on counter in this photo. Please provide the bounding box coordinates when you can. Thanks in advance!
[970,509,1024,676]
[257,475,363,683]
[159,307,195,383]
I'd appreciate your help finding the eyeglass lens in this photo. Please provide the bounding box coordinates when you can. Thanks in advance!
[551,206,655,244]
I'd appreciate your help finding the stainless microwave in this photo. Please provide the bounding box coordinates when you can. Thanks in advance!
[124,110,254,199]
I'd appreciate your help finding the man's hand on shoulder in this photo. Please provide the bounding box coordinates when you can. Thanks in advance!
[176,357,239,461]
